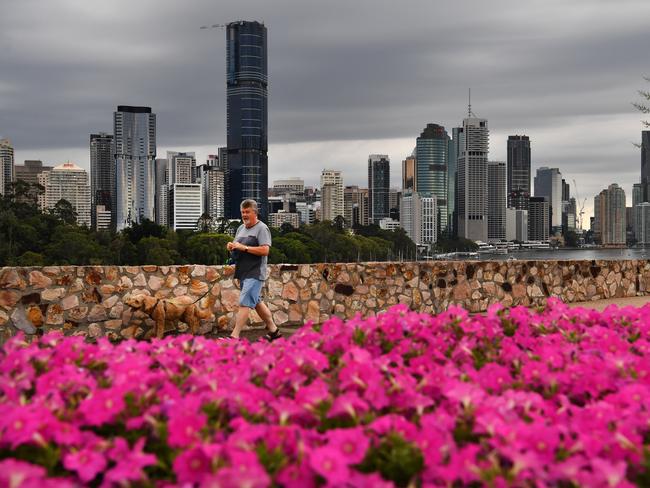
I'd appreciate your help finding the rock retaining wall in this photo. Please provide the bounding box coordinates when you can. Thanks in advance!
[1,260,649,343]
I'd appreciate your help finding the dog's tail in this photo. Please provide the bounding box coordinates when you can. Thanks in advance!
[196,295,216,320]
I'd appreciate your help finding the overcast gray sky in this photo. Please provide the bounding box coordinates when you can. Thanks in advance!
[1,0,649,220]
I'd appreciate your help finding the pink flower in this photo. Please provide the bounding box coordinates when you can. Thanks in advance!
[308,446,350,485]
[63,447,107,483]
[276,462,318,488]
[327,392,369,420]
[167,410,207,448]
[173,445,214,485]
[78,387,126,426]
[325,427,369,464]
[104,438,157,484]
[0,459,46,487]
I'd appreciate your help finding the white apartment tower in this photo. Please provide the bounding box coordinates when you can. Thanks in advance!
[38,162,91,227]
[0,138,15,196]
[320,170,344,221]
[401,192,437,247]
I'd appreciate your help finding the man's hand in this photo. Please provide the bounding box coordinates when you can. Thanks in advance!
[227,241,244,252]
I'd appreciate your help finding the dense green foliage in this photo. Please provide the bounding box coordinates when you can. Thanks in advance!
[0,183,417,266]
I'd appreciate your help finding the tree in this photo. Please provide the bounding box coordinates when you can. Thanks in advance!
[136,236,180,265]
[633,76,650,128]
[184,233,232,265]
[197,213,214,233]
[123,218,167,244]
[280,222,295,235]
[333,215,346,232]
[50,199,77,225]
[44,226,107,265]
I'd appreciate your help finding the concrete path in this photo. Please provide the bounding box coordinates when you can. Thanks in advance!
[566,295,650,311]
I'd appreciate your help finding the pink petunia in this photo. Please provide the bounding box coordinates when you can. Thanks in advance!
[104,438,157,484]
[325,427,370,464]
[63,447,107,483]
[308,446,350,485]
[167,410,207,448]
[78,387,126,426]
[173,445,214,485]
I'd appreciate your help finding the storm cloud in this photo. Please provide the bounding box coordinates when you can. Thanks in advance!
[1,0,649,217]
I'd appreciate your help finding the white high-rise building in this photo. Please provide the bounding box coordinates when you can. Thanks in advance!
[534,167,563,230]
[200,155,225,220]
[0,138,15,196]
[320,170,344,221]
[38,162,91,227]
[154,158,168,226]
[168,151,196,185]
[506,208,528,242]
[169,183,202,231]
[487,161,506,241]
[457,116,489,242]
[114,106,156,230]
[401,192,437,247]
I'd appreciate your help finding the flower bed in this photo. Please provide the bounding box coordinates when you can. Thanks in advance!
[1,299,650,487]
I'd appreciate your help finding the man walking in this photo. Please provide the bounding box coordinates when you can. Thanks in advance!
[226,199,281,341]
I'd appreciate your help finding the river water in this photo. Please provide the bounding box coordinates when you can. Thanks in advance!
[447,248,650,261]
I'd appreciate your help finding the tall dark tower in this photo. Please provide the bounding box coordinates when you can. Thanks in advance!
[641,131,650,201]
[226,21,268,218]
[507,135,531,210]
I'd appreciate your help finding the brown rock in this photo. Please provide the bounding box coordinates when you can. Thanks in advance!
[300,287,311,301]
[102,295,119,309]
[148,276,163,291]
[117,276,133,292]
[85,270,102,286]
[273,310,289,325]
[0,309,8,325]
[282,282,299,302]
[190,280,208,296]
[0,290,20,309]
[26,306,44,327]
[109,302,124,319]
[124,266,139,275]
[223,266,235,277]
[105,267,119,281]
[81,287,102,304]
[61,295,79,310]
[68,306,88,321]
[88,323,103,338]
[191,265,206,277]
[210,283,221,297]
[305,300,320,323]
[88,305,107,322]
[221,289,240,311]
[160,266,170,275]
[99,285,116,295]
[41,288,65,301]
[29,271,52,289]
[42,266,60,275]
[121,325,138,339]
[288,304,302,322]
[206,267,220,282]
[142,265,158,273]
[104,319,123,330]
[173,286,188,297]
[0,269,26,289]
[133,273,147,287]
[46,304,64,325]
[452,281,470,301]
[164,275,179,288]
[512,283,526,299]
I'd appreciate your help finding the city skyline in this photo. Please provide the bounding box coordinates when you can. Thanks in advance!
[2,0,650,221]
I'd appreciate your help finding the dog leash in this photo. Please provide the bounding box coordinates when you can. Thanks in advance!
[191,281,220,305]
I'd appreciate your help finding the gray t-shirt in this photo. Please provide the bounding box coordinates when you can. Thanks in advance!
[233,221,272,281]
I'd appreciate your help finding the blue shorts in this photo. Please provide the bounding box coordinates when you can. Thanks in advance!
[239,278,263,308]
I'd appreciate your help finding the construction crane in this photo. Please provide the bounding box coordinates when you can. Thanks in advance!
[200,24,227,30]
[572,178,587,231]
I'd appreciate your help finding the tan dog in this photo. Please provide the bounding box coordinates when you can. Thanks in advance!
[124,294,214,339]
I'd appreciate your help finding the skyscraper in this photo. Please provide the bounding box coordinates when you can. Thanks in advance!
[320,170,344,222]
[534,167,563,231]
[154,158,169,226]
[457,116,489,242]
[38,162,91,227]
[90,133,114,230]
[167,151,196,185]
[487,161,506,241]
[344,185,369,228]
[226,21,268,219]
[15,160,52,185]
[401,192,437,247]
[114,106,156,231]
[368,154,390,224]
[0,138,15,196]
[402,155,416,192]
[639,130,650,203]
[528,197,550,242]
[507,135,531,208]
[594,184,626,246]
[448,127,461,238]
[201,155,225,220]
[415,124,449,236]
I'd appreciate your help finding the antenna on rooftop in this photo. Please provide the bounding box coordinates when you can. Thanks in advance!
[468,88,476,117]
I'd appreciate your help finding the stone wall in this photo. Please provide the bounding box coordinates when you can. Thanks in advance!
[1,259,649,343]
